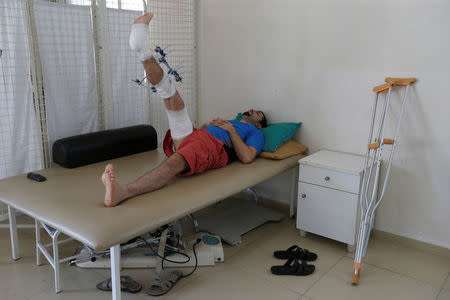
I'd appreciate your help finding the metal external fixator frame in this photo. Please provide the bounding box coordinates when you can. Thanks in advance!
[351,77,416,286]
[154,46,182,83]
[132,45,183,91]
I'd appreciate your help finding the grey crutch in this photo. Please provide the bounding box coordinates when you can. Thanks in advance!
[352,77,416,285]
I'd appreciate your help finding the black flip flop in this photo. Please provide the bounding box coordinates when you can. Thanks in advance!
[96,275,142,293]
[274,245,317,261]
[271,258,315,276]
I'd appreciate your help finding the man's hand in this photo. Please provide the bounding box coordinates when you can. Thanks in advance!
[207,118,236,134]
[207,118,257,164]
[201,117,257,164]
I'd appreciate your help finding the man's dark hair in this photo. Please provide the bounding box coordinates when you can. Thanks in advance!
[259,111,267,128]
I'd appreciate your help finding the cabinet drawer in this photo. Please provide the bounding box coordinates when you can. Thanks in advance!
[299,164,360,194]
[296,182,358,245]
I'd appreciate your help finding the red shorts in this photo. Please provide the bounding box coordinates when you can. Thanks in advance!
[163,128,229,176]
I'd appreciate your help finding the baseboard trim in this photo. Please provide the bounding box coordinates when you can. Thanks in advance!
[372,229,450,259]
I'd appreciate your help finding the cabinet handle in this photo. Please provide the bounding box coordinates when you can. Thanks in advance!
[301,194,306,198]
[324,176,330,181]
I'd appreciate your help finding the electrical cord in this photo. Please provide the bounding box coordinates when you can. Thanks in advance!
[180,238,201,278]
[137,236,190,264]
[70,234,194,267]
[138,236,202,278]
[175,234,180,248]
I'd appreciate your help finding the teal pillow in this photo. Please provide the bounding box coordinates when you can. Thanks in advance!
[233,114,301,152]
[261,122,302,152]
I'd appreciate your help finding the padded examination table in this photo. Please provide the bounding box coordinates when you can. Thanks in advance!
[0,148,304,299]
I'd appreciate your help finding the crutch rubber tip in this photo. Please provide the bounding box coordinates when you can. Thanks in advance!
[351,273,360,285]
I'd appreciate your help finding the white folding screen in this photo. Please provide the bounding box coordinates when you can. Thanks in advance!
[61,0,197,144]
[0,0,197,221]
[0,0,43,218]
[105,8,150,129]
[33,1,99,153]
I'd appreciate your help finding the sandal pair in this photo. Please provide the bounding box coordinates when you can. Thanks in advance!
[271,257,315,276]
[96,275,142,293]
[271,245,317,276]
[273,245,317,261]
[96,271,183,296]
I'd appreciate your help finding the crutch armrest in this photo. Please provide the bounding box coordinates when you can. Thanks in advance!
[385,77,416,86]
[373,83,392,94]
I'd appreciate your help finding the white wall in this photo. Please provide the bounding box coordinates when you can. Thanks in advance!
[197,0,450,248]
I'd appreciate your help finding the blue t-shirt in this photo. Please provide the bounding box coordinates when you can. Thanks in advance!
[205,120,265,154]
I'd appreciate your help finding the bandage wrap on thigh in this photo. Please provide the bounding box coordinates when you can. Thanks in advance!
[166,107,193,140]
[154,73,176,99]
[129,23,153,61]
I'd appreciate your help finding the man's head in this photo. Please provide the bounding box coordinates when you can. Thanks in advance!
[241,109,267,129]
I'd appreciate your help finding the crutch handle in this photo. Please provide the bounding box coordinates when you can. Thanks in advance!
[385,77,416,86]
[368,138,395,149]
[368,141,380,150]
[373,82,393,94]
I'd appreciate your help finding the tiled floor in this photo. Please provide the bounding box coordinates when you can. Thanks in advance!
[0,217,449,300]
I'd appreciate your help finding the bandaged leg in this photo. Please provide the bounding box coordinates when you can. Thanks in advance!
[131,13,190,145]
[166,107,193,140]
[130,13,176,100]
[154,73,176,99]
[129,13,153,61]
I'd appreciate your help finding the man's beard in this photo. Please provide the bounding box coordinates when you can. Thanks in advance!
[241,111,257,126]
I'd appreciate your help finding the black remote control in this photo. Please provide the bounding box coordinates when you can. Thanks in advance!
[27,172,47,182]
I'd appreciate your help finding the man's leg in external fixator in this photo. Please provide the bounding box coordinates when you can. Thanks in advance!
[131,13,193,150]
[101,13,193,207]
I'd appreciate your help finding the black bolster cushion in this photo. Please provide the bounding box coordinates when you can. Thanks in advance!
[52,125,157,168]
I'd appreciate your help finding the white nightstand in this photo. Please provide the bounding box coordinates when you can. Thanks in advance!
[296,150,378,252]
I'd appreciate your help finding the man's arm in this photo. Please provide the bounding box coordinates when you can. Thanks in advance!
[209,118,257,164]
[228,128,258,164]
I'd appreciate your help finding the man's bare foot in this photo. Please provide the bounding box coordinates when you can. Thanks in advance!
[101,164,129,207]
[134,12,153,24]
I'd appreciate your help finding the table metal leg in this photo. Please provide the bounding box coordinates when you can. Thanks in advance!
[53,231,61,293]
[290,167,299,218]
[8,206,20,261]
[110,244,121,300]
[245,188,259,204]
[35,219,42,266]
